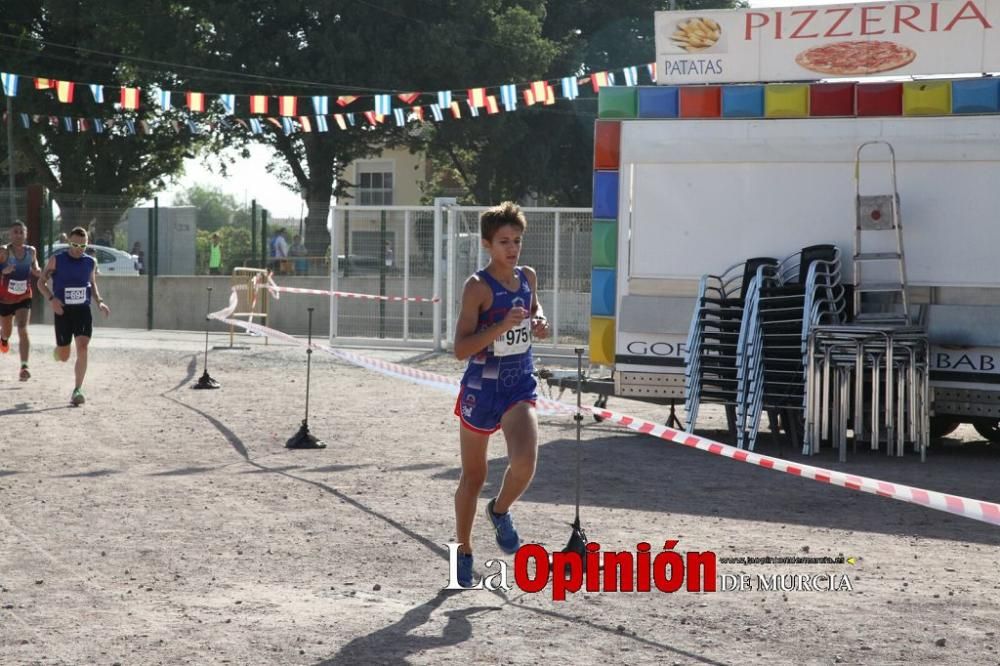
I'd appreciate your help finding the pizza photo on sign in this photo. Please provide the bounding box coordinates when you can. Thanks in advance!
[795,40,916,76]
[669,17,722,52]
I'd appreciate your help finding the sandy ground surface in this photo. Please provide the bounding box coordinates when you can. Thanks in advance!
[1,324,999,666]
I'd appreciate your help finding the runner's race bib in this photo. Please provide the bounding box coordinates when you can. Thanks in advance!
[63,287,87,305]
[494,322,531,357]
[7,279,26,295]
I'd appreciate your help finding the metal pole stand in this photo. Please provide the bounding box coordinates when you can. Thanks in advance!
[193,287,221,389]
[561,347,589,572]
[286,307,325,449]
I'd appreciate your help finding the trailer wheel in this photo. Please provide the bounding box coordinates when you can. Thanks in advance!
[973,419,1000,443]
[930,417,961,439]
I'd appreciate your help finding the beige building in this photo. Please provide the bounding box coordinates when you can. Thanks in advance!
[341,146,431,207]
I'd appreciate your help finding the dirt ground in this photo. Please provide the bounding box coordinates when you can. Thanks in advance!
[1,324,999,666]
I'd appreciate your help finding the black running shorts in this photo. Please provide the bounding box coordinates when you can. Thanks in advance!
[0,299,31,317]
[54,304,93,347]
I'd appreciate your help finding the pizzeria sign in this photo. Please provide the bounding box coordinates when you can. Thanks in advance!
[654,0,1000,84]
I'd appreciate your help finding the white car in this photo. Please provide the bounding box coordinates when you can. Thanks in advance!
[45,244,140,276]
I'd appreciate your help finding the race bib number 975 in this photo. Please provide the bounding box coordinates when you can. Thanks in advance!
[494,322,531,357]
[63,287,87,305]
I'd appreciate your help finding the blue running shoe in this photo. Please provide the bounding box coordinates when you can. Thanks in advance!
[456,550,474,588]
[486,498,520,554]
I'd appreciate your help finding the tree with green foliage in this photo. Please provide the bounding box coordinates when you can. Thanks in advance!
[0,0,231,238]
[179,0,559,256]
[174,185,251,233]
[194,226,252,275]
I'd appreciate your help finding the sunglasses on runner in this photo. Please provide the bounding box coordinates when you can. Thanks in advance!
[69,242,88,249]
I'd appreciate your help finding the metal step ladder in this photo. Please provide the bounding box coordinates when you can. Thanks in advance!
[853,141,909,323]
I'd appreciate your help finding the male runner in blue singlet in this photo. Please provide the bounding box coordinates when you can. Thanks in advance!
[452,202,549,587]
[0,221,42,380]
[37,227,111,406]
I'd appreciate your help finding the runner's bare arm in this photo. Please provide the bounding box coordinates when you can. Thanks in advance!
[91,264,111,316]
[37,256,57,300]
[522,266,549,339]
[30,246,41,277]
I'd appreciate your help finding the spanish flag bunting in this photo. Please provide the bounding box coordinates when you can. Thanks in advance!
[298,116,312,132]
[55,81,75,103]
[266,117,282,129]
[250,95,268,114]
[411,105,424,121]
[120,86,141,109]
[397,92,420,104]
[522,88,536,106]
[334,114,347,130]
[530,80,547,103]
[279,95,297,116]
[450,101,462,119]
[35,78,51,90]
[336,95,358,107]
[544,84,555,105]
[363,110,379,125]
[187,91,205,112]
[590,71,610,93]
[485,95,499,115]
[468,87,486,108]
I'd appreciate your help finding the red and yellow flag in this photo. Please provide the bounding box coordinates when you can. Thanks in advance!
[397,92,420,104]
[187,92,205,112]
[120,87,141,110]
[530,80,547,103]
[467,87,486,108]
[522,89,536,106]
[485,96,499,115]
[544,84,555,106]
[450,101,462,119]
[336,95,358,107]
[590,71,610,93]
[55,81,75,103]
[35,78,51,90]
[279,95,297,116]
[250,95,268,114]
[411,106,424,121]
[334,114,347,130]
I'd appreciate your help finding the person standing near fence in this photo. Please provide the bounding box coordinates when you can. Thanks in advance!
[209,233,223,275]
[0,221,42,381]
[37,227,111,406]
[290,234,308,275]
[451,201,549,587]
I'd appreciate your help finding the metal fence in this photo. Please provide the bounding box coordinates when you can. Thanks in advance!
[329,203,592,348]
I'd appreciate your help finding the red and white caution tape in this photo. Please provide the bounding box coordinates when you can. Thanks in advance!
[264,275,439,303]
[208,287,1000,528]
[591,408,1000,528]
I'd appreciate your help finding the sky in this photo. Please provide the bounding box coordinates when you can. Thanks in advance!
[159,0,854,217]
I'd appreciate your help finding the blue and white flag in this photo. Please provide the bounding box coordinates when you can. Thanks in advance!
[312,95,329,115]
[1,73,19,97]
[93,118,104,134]
[315,115,328,132]
[281,117,294,135]
[62,117,74,132]
[429,103,443,122]
[500,84,517,112]
[187,119,199,134]
[608,72,617,86]
[560,77,579,100]
[157,88,172,109]
[466,100,479,117]
[249,118,263,134]
[19,113,29,128]
[89,83,104,103]
[124,119,136,135]
[393,108,406,126]
[374,94,392,116]
[622,66,638,87]
[219,94,235,114]
[346,113,356,127]
[437,90,451,108]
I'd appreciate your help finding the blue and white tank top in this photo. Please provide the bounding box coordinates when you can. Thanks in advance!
[52,252,96,306]
[460,268,535,391]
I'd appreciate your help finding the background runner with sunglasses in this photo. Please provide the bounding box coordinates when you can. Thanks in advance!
[37,226,111,406]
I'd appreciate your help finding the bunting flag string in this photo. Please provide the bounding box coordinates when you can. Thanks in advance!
[1,60,659,136]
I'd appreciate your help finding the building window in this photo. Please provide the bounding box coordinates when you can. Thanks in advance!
[357,162,393,205]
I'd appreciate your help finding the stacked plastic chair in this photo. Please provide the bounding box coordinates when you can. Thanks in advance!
[685,257,777,433]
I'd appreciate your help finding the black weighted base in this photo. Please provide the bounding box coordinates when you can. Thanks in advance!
[192,371,221,390]
[286,420,326,449]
